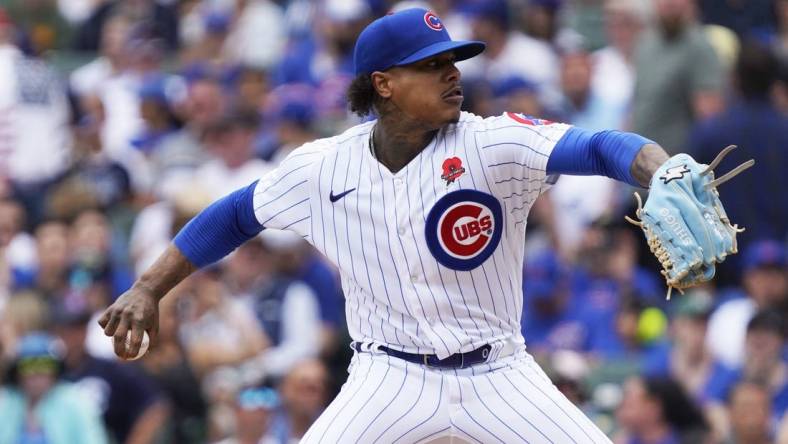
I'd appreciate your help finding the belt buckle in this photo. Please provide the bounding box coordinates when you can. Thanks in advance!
[423,354,430,367]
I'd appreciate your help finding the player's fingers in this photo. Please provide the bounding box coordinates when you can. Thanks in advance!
[125,323,145,359]
[112,317,131,359]
[98,308,111,329]
[102,309,121,337]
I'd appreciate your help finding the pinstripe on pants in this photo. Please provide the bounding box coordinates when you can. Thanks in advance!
[300,348,612,443]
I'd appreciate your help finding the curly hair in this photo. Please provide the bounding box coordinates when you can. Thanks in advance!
[346,73,383,117]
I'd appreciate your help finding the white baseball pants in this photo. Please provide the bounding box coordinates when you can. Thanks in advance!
[300,347,612,443]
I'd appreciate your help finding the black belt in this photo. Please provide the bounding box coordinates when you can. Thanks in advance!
[352,342,492,369]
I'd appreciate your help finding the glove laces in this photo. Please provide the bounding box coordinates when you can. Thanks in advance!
[625,192,683,300]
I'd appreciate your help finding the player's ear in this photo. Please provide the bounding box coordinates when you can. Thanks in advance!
[371,71,393,99]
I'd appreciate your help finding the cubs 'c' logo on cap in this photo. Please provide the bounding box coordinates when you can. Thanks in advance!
[425,190,503,271]
[424,11,443,31]
[441,157,465,185]
[506,112,554,126]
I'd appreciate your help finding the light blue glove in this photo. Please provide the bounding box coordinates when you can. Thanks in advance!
[626,146,754,298]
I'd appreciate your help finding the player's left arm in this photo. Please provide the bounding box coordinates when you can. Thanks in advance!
[545,126,667,187]
[546,126,753,297]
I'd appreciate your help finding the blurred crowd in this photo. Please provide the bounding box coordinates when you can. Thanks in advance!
[0,0,785,443]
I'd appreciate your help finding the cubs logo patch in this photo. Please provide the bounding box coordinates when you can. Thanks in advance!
[659,165,690,184]
[506,112,554,126]
[441,157,466,185]
[425,190,503,271]
[424,11,443,31]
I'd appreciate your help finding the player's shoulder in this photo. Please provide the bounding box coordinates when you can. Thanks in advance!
[282,120,374,164]
[455,111,569,132]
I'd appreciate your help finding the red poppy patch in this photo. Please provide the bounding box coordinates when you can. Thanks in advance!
[441,157,466,185]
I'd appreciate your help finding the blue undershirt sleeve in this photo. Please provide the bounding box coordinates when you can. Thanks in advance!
[546,126,654,187]
[173,180,264,268]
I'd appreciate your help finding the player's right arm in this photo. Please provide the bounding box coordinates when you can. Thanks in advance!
[99,142,325,359]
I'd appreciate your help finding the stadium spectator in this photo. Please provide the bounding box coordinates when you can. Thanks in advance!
[4,0,72,55]
[128,179,212,276]
[460,0,561,108]
[52,301,168,444]
[273,0,370,90]
[591,0,649,130]
[704,310,788,441]
[520,247,573,355]
[221,0,286,71]
[615,375,709,444]
[631,0,725,154]
[0,291,49,361]
[177,268,268,378]
[642,290,715,402]
[706,240,787,368]
[0,332,108,444]
[0,198,36,294]
[195,109,272,199]
[690,41,788,267]
[270,359,330,443]
[489,75,543,118]
[232,65,269,115]
[176,268,269,440]
[72,0,178,52]
[568,219,662,359]
[263,84,321,163]
[726,382,773,444]
[0,9,72,225]
[556,49,625,131]
[50,111,133,215]
[214,386,280,444]
[520,0,564,44]
[29,220,70,299]
[545,46,628,257]
[242,230,322,383]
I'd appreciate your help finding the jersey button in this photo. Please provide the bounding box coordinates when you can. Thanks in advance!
[398,227,407,235]
[394,178,403,187]
[410,274,418,282]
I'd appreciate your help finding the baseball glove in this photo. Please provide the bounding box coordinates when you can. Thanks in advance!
[625,145,754,299]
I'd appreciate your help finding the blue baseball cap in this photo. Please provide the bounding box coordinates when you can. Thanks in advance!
[353,8,485,75]
[237,387,279,410]
[744,239,786,271]
[461,0,510,26]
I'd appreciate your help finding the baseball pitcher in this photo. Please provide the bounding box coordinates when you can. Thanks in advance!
[100,8,751,443]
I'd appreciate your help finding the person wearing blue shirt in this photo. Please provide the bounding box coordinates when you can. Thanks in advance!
[690,41,788,285]
[703,310,788,439]
[0,333,108,444]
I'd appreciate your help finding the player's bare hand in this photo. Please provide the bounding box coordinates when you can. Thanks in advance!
[98,286,159,360]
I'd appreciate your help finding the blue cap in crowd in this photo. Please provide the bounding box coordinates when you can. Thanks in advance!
[491,75,539,98]
[5,332,66,384]
[461,0,510,27]
[523,249,565,299]
[744,239,786,271]
[353,8,485,75]
[237,387,279,410]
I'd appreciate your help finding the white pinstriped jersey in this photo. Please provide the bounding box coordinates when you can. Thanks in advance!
[252,111,570,359]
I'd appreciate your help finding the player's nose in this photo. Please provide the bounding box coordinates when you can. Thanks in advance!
[444,62,460,83]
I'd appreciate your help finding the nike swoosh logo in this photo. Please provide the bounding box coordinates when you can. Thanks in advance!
[329,188,356,202]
